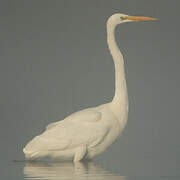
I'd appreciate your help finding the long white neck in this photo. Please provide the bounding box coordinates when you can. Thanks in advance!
[107,21,129,116]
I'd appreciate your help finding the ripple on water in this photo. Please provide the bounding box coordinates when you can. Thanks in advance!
[23,161,127,180]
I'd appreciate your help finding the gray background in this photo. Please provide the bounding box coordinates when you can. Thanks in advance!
[0,0,180,177]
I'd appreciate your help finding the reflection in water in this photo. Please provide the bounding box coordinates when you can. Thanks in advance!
[24,161,127,180]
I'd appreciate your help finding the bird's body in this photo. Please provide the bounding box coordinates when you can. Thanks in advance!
[24,102,128,161]
[23,13,155,162]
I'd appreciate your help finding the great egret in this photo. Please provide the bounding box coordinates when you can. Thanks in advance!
[23,13,156,162]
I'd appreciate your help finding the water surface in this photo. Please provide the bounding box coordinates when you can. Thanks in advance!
[3,161,179,180]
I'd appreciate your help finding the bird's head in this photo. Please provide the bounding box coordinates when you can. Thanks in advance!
[107,13,156,26]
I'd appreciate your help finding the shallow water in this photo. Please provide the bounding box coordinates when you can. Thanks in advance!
[2,161,180,180]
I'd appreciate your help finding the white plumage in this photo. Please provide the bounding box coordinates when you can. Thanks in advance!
[23,13,156,162]
[24,103,127,161]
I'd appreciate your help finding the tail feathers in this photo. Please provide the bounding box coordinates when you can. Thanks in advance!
[23,148,50,160]
[23,135,54,160]
[23,136,42,160]
[23,134,69,160]
[23,148,38,160]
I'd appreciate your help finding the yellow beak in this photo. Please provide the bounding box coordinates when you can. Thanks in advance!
[125,16,157,21]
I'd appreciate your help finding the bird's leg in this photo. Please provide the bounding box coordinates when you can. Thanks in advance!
[74,145,87,162]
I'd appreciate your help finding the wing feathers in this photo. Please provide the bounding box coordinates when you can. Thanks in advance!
[24,108,109,160]
[24,135,69,152]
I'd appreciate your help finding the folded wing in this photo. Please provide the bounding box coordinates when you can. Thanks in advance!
[23,108,109,157]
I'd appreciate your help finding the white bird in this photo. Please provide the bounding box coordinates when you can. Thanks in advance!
[23,13,156,162]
